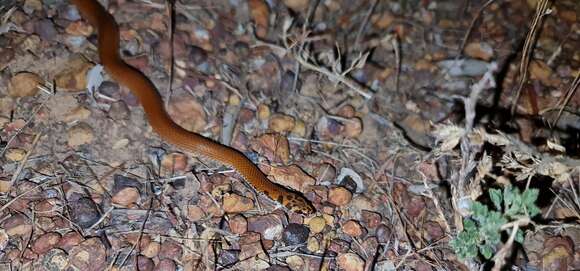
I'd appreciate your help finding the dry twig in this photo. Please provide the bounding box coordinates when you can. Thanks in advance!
[510,0,552,115]
[551,71,580,127]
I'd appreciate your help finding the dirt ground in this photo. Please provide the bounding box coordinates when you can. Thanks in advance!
[0,0,579,270]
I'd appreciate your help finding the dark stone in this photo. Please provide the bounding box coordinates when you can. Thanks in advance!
[70,197,100,228]
[282,223,310,246]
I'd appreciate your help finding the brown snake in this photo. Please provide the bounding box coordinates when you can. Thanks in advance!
[71,0,315,215]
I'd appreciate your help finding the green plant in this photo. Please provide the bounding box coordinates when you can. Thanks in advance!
[451,186,540,260]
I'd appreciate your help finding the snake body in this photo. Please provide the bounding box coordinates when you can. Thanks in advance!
[71,0,314,215]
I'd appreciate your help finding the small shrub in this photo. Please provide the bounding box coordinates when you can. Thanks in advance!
[451,186,540,260]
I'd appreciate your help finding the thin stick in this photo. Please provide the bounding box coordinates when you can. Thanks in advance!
[552,71,580,127]
[163,0,176,110]
[492,217,531,271]
[0,97,49,157]
[455,0,496,59]
[510,0,551,115]
[0,177,57,214]
[294,52,372,99]
[9,133,42,187]
[354,0,379,51]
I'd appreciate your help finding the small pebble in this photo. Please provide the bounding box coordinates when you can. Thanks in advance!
[108,101,130,121]
[0,48,15,71]
[424,221,444,241]
[98,81,121,99]
[253,133,290,164]
[67,122,94,147]
[405,196,426,218]
[361,210,382,229]
[23,248,38,260]
[63,106,91,122]
[285,255,305,270]
[315,163,336,182]
[248,214,284,240]
[69,238,107,271]
[158,240,182,260]
[329,239,350,254]
[65,20,93,36]
[337,105,356,118]
[362,237,379,253]
[542,236,574,271]
[283,0,310,12]
[343,117,363,138]
[2,214,32,236]
[34,19,58,41]
[188,45,208,66]
[248,0,269,38]
[376,224,392,243]
[137,255,154,271]
[0,178,10,193]
[42,248,69,271]
[0,96,15,116]
[464,42,494,61]
[160,152,188,172]
[5,148,26,162]
[337,253,365,271]
[8,72,42,97]
[186,205,205,222]
[282,223,310,246]
[112,138,129,150]
[307,236,320,252]
[307,216,327,234]
[223,194,254,213]
[154,259,176,271]
[316,116,343,140]
[269,113,296,133]
[58,231,83,251]
[328,187,352,206]
[59,4,81,21]
[437,59,489,77]
[142,241,160,258]
[112,187,140,207]
[167,95,207,132]
[342,220,364,237]
[257,104,271,121]
[218,250,239,268]
[23,0,42,13]
[229,214,248,234]
[55,56,93,91]
[268,165,316,192]
[291,119,306,137]
[35,198,60,217]
[70,197,100,228]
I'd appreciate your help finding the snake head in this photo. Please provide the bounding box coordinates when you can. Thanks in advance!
[284,194,316,215]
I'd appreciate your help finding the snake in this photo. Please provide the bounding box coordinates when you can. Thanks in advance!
[70,0,315,215]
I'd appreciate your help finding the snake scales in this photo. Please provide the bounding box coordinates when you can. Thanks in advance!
[70,0,315,215]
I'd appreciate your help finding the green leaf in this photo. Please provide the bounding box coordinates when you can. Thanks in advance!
[452,186,540,261]
[490,188,502,211]
[515,229,524,243]
[505,189,524,217]
[522,189,539,205]
[503,186,515,208]
[451,225,480,260]
[527,204,541,217]
[463,218,477,231]
[479,243,494,259]
[487,211,507,226]
[471,202,489,222]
